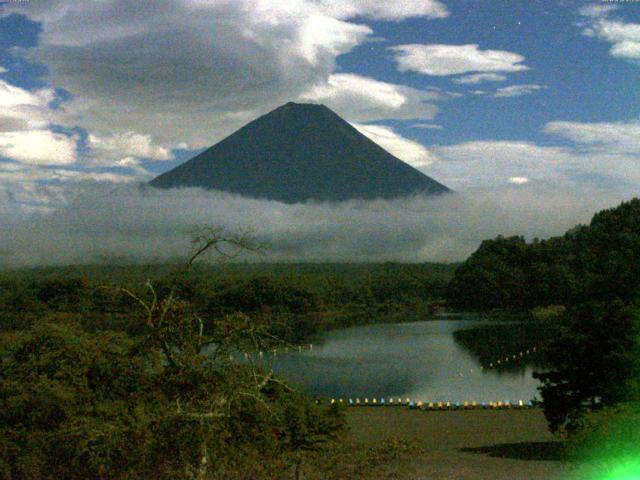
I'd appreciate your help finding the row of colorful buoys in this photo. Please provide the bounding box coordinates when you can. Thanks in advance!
[448,346,541,380]
[483,346,538,370]
[318,398,536,409]
[228,343,314,361]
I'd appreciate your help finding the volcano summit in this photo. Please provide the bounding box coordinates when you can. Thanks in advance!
[150,102,449,203]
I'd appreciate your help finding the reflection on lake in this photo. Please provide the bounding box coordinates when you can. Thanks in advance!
[264,319,547,403]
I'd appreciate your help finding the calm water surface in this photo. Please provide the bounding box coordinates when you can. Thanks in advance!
[265,319,543,403]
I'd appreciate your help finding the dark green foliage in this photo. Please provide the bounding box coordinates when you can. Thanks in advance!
[534,301,640,435]
[447,198,640,437]
[448,198,640,311]
[447,236,532,310]
[207,275,319,315]
[447,235,577,311]
[0,321,157,479]
[0,230,360,479]
[571,199,640,303]
[0,317,345,479]
[0,263,454,345]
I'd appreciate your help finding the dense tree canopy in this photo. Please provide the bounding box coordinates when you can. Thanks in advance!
[448,198,640,440]
[533,301,640,434]
[448,198,640,311]
[0,232,349,479]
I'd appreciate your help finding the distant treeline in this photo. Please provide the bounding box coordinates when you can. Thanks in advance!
[0,262,454,343]
[447,198,640,311]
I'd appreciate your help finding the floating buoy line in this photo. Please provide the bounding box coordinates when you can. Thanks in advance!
[451,345,541,378]
[316,398,537,410]
[230,343,539,366]
[227,343,314,361]
[228,343,542,411]
[482,345,539,370]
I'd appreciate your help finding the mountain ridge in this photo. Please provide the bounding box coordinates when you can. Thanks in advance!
[150,102,450,203]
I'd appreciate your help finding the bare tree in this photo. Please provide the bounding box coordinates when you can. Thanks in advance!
[106,227,295,479]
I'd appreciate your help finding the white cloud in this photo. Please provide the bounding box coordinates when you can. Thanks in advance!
[421,136,640,192]
[508,176,529,184]
[319,0,449,21]
[3,0,391,149]
[0,79,79,166]
[424,141,576,189]
[610,40,640,59]
[579,5,618,19]
[0,79,59,131]
[494,84,544,97]
[0,130,77,165]
[88,132,173,164]
[579,6,640,61]
[389,44,529,76]
[0,67,7,74]
[352,123,437,168]
[0,183,629,267]
[452,73,507,84]
[0,161,144,214]
[544,120,640,154]
[411,123,442,130]
[300,73,439,122]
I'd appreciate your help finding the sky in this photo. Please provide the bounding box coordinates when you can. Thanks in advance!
[0,0,639,264]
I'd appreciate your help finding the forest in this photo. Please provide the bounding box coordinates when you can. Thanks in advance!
[448,199,640,473]
[0,250,454,478]
[2,199,640,478]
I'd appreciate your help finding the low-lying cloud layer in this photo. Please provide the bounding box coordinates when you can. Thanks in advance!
[0,183,630,268]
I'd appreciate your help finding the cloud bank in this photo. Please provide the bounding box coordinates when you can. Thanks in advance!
[0,183,629,268]
[389,44,529,76]
[4,0,446,151]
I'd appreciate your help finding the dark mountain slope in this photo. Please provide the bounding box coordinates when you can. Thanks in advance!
[150,102,449,203]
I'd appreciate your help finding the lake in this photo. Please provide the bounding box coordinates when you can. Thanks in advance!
[259,319,546,404]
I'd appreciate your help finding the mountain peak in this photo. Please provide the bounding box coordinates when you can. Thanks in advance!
[150,102,450,203]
